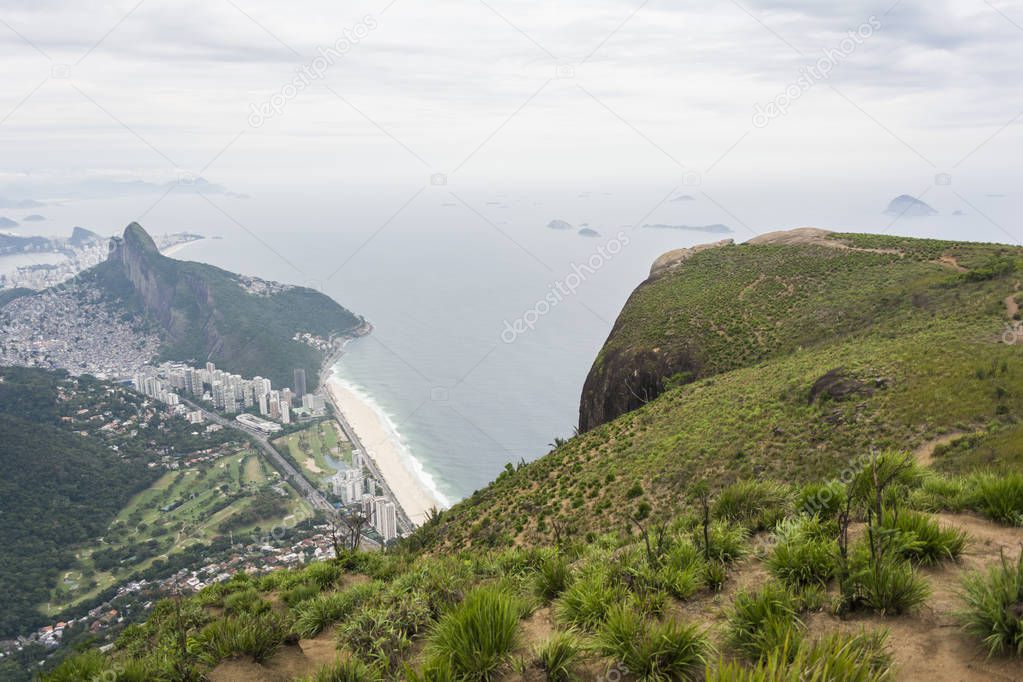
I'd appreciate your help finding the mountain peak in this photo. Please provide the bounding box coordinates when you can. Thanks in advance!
[122,222,159,253]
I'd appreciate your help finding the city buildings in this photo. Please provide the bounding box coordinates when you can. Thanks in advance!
[294,368,307,399]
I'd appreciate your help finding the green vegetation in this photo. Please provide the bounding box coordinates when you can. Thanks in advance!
[533,632,581,682]
[424,586,523,680]
[726,583,803,661]
[0,367,237,636]
[273,420,354,491]
[30,232,1023,679]
[958,548,1023,656]
[89,222,362,390]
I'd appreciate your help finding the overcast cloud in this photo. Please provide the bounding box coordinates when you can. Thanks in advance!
[0,0,1020,195]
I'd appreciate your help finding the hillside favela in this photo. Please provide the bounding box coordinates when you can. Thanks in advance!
[1,2,1022,681]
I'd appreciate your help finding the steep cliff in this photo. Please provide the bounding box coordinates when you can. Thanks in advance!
[579,229,1022,431]
[91,223,362,389]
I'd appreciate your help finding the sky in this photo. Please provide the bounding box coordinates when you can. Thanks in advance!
[1,0,1021,203]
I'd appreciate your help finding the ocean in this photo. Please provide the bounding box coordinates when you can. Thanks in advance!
[11,184,1019,504]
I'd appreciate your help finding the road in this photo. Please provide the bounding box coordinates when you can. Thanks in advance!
[179,396,382,550]
[179,397,333,513]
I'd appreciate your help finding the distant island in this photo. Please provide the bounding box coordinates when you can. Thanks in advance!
[0,217,18,229]
[546,219,573,230]
[883,194,937,217]
[578,227,601,238]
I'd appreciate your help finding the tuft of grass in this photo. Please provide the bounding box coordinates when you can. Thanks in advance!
[908,475,969,513]
[713,480,792,531]
[658,562,705,600]
[534,631,582,682]
[726,583,803,661]
[848,452,924,505]
[223,587,271,615]
[697,520,749,563]
[293,583,379,638]
[193,611,291,665]
[766,517,837,588]
[706,628,893,681]
[796,480,846,519]
[303,656,381,682]
[967,472,1023,525]
[555,567,625,630]
[880,509,967,565]
[593,605,708,681]
[535,554,573,602]
[958,548,1023,656]
[425,586,523,681]
[854,555,930,616]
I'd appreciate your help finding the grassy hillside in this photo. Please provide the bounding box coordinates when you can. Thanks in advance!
[579,231,1021,430]
[38,230,1023,681]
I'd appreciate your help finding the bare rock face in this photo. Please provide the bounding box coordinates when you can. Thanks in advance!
[649,239,733,278]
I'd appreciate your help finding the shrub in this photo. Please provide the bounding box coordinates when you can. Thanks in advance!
[879,509,967,565]
[697,521,749,563]
[854,555,930,616]
[302,560,346,589]
[534,632,582,682]
[535,554,572,602]
[726,583,803,661]
[704,561,728,591]
[555,567,625,630]
[338,591,433,672]
[304,656,381,682]
[281,581,321,606]
[958,548,1023,656]
[41,651,110,682]
[967,472,1023,525]
[706,628,893,681]
[713,480,792,531]
[908,475,969,513]
[796,480,846,519]
[193,611,290,665]
[294,583,379,638]
[658,562,705,600]
[766,517,837,588]
[426,586,523,680]
[848,452,924,505]
[223,587,271,615]
[593,605,708,681]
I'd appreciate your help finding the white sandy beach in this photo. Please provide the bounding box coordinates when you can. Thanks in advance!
[325,377,442,526]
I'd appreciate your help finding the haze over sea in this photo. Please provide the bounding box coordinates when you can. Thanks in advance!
[8,181,1018,504]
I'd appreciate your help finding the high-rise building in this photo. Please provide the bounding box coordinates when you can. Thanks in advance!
[371,497,398,542]
[293,368,307,399]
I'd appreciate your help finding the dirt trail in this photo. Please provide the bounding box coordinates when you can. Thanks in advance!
[1007,291,1020,320]
[913,432,966,467]
[936,255,968,272]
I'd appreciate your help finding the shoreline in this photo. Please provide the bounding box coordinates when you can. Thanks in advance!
[325,374,444,527]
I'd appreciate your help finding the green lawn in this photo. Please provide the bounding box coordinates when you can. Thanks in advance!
[272,420,353,490]
[42,450,310,614]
